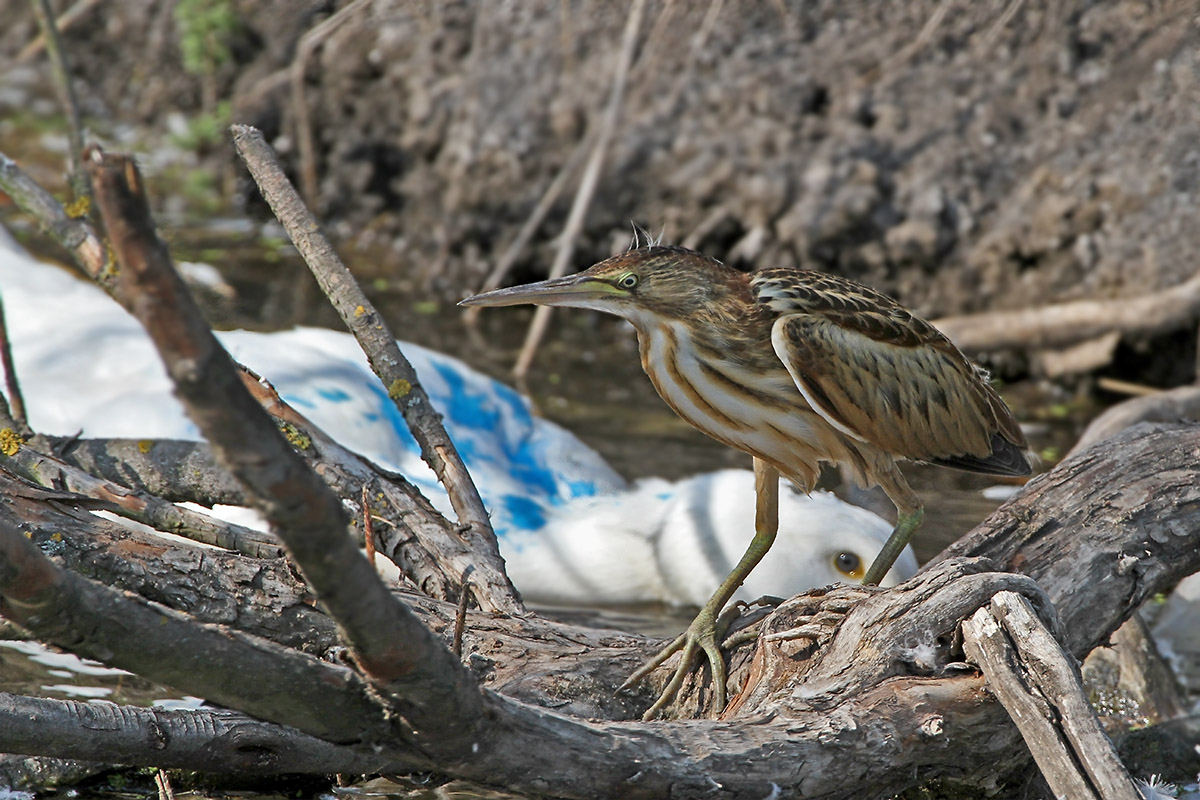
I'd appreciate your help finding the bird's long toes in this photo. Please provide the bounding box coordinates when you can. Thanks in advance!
[641,640,698,721]
[618,630,689,695]
[699,638,727,715]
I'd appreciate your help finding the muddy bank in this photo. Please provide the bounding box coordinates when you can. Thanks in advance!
[3,1,1198,355]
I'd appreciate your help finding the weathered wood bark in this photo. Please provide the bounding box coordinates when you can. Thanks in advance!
[4,423,1197,799]
[0,477,329,655]
[0,693,393,776]
[933,271,1200,354]
[939,421,1200,657]
[48,436,247,506]
[962,592,1140,800]
[0,513,412,751]
[0,418,281,560]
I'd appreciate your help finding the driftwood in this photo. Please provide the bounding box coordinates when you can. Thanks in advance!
[933,272,1200,365]
[3,413,1197,798]
[0,408,281,560]
[1,146,1198,798]
[44,436,247,507]
[0,693,391,776]
[1068,384,1200,458]
[961,592,1140,800]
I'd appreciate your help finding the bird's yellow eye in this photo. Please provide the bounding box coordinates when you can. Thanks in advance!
[833,551,864,579]
[617,273,639,290]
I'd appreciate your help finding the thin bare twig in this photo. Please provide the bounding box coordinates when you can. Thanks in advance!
[465,0,677,333]
[362,483,376,569]
[0,153,108,286]
[28,0,90,201]
[660,0,724,113]
[979,0,1026,52]
[453,572,472,658]
[291,0,371,207]
[230,124,520,614]
[1095,377,1162,398]
[463,130,594,328]
[627,0,679,97]
[13,0,104,65]
[0,298,28,431]
[154,769,175,800]
[861,0,954,83]
[513,0,647,380]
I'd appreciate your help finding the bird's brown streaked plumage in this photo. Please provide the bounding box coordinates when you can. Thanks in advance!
[459,244,1032,719]
[754,268,1029,475]
[553,246,1029,491]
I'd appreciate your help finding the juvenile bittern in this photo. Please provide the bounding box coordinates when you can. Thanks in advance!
[461,245,1031,718]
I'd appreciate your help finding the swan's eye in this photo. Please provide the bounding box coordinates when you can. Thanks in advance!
[617,273,639,290]
[834,551,864,578]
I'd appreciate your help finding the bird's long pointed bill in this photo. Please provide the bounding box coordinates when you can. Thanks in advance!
[459,274,604,309]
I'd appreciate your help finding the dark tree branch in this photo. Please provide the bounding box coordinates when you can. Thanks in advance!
[0,693,399,776]
[86,147,488,754]
[0,421,281,559]
[0,511,410,749]
[49,437,247,506]
[228,125,518,614]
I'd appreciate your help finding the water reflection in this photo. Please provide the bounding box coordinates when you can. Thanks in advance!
[0,640,200,709]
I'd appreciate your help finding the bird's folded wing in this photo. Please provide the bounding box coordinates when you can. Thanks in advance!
[770,312,1028,474]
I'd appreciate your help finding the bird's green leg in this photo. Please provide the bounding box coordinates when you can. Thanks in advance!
[621,459,780,719]
[862,507,924,587]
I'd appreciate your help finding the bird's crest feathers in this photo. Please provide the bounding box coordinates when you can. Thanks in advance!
[627,223,667,251]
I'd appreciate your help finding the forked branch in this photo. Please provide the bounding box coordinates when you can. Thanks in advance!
[228,125,518,613]
[85,147,488,747]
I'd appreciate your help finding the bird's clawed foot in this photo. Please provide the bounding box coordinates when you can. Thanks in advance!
[619,604,741,720]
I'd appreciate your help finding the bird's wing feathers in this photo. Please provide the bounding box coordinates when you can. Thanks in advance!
[755,270,1029,474]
